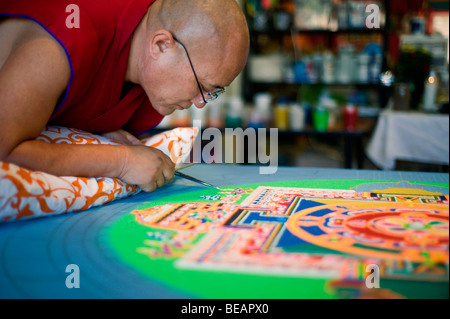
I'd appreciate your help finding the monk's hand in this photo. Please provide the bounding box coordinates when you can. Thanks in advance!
[118,145,175,192]
[102,129,143,146]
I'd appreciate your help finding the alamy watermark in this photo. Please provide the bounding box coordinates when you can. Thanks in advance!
[365,264,380,288]
[188,120,279,175]
[64,3,381,30]
[365,4,381,29]
[65,264,80,289]
[65,4,80,29]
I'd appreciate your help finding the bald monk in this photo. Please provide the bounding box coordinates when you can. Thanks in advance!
[0,0,250,192]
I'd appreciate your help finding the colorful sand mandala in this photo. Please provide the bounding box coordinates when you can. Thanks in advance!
[107,180,449,299]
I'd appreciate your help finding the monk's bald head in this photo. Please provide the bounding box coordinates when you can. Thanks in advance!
[132,0,250,115]
[153,0,248,45]
[149,0,249,68]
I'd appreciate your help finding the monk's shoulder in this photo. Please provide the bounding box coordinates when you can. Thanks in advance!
[0,17,67,70]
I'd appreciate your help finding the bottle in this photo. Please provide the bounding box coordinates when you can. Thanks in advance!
[208,98,225,128]
[337,45,354,84]
[322,51,335,84]
[254,92,272,127]
[225,96,243,128]
[190,103,208,128]
[422,70,439,112]
[274,96,290,130]
[370,53,382,83]
[318,90,338,128]
[357,52,370,84]
[342,97,358,131]
[313,106,329,132]
[289,103,305,131]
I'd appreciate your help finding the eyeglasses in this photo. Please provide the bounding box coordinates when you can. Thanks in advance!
[173,36,225,104]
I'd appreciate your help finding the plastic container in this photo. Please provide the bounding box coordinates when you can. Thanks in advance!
[254,92,272,127]
[313,107,329,132]
[342,104,358,131]
[225,97,244,128]
[289,103,305,131]
[274,97,290,130]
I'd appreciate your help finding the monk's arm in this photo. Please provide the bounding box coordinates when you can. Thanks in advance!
[0,37,173,192]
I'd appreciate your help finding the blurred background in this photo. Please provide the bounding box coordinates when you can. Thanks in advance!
[153,0,449,172]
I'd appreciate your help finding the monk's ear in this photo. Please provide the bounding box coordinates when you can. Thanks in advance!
[149,30,176,59]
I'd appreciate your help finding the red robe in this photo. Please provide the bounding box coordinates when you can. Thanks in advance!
[1,0,163,136]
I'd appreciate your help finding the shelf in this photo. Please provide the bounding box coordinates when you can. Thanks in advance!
[148,122,376,169]
[250,28,386,35]
[243,0,389,107]
[249,81,381,87]
[150,118,377,137]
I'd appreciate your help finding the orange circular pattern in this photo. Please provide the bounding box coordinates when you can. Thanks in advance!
[286,203,449,263]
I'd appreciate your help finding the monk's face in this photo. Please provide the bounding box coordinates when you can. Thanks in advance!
[139,31,249,116]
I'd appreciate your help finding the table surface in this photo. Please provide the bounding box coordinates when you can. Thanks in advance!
[367,110,450,170]
[178,163,449,186]
[0,164,448,298]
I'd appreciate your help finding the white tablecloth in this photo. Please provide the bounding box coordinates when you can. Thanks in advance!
[366,110,449,170]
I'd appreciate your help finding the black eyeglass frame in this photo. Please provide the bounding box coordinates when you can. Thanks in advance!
[172,36,225,104]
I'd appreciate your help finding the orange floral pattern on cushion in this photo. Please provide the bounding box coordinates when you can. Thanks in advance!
[36,126,122,145]
[1,126,198,223]
[142,127,199,168]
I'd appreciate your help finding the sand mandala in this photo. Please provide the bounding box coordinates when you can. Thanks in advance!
[107,180,449,298]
